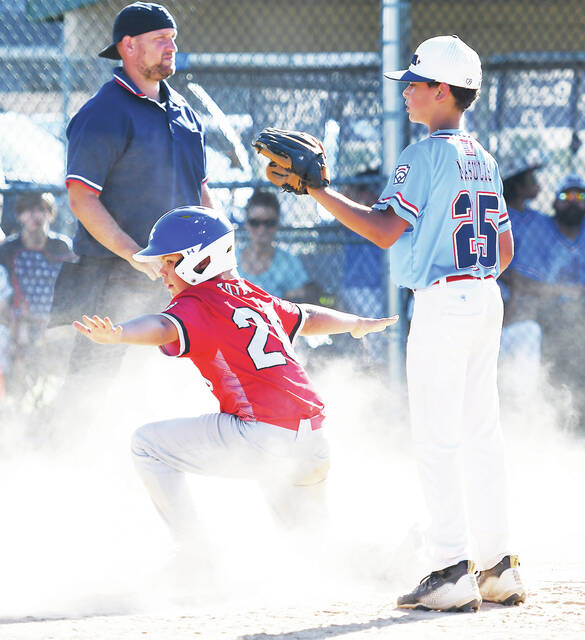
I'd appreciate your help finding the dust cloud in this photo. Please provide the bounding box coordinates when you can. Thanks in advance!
[0,345,583,624]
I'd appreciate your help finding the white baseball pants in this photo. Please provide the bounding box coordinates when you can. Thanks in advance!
[407,277,511,571]
[131,413,330,544]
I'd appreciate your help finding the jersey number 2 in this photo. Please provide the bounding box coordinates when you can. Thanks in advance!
[232,307,296,370]
[452,191,498,269]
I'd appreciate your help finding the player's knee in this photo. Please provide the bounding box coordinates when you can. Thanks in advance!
[130,422,155,458]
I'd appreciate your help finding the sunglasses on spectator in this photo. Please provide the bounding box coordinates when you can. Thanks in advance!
[247,218,278,228]
[558,191,585,201]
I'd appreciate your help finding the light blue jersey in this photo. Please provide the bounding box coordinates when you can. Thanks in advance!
[373,129,511,289]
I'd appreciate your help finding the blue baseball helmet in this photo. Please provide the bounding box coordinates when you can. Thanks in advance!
[134,205,237,285]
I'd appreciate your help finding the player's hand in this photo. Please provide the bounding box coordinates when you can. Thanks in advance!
[128,256,161,281]
[350,315,399,339]
[73,314,123,344]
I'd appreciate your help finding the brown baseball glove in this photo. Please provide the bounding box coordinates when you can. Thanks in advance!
[252,127,330,195]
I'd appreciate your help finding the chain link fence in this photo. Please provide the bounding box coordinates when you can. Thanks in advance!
[1,1,585,424]
[0,0,385,420]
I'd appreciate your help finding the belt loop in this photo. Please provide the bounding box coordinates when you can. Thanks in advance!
[297,418,310,441]
[438,277,447,288]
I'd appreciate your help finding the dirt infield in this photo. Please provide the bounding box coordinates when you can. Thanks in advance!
[1,355,584,639]
[1,566,584,639]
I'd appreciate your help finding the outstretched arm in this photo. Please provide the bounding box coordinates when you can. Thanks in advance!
[73,313,178,346]
[299,304,398,339]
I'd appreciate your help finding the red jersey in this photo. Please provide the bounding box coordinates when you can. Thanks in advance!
[159,277,325,430]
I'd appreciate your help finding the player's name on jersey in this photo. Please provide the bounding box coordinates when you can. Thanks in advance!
[216,280,251,297]
[456,159,493,182]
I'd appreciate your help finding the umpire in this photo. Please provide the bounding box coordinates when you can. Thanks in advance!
[51,2,215,382]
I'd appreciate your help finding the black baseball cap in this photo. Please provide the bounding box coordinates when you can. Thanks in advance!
[98,2,177,60]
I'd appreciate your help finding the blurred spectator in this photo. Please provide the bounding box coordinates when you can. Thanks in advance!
[0,162,7,398]
[236,189,312,300]
[0,158,6,242]
[498,150,547,297]
[0,192,76,401]
[505,173,585,425]
[340,170,388,370]
[340,170,386,318]
[0,265,11,398]
[498,151,547,396]
[500,150,547,258]
[236,189,336,360]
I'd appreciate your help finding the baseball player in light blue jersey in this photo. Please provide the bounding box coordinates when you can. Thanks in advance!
[300,35,525,612]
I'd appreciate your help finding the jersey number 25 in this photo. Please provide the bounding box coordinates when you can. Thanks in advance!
[452,191,499,269]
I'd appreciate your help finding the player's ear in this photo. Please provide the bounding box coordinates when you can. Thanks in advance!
[435,82,451,102]
[118,35,134,57]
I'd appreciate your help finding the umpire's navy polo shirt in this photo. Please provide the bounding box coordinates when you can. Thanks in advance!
[66,68,207,257]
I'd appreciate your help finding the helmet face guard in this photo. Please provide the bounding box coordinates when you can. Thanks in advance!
[134,206,237,285]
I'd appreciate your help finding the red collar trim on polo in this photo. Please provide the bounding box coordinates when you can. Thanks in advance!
[114,67,171,109]
[113,70,147,97]
[113,69,173,106]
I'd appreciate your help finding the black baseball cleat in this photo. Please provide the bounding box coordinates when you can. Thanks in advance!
[397,560,481,612]
[478,555,526,605]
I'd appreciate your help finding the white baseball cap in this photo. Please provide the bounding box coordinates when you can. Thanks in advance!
[385,35,482,89]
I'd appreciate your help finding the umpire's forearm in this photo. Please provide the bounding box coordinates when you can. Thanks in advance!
[68,182,142,261]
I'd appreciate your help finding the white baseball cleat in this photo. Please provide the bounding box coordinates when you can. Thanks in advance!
[397,560,481,612]
[478,555,526,605]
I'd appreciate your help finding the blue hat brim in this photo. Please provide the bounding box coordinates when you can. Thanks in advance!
[384,69,436,83]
